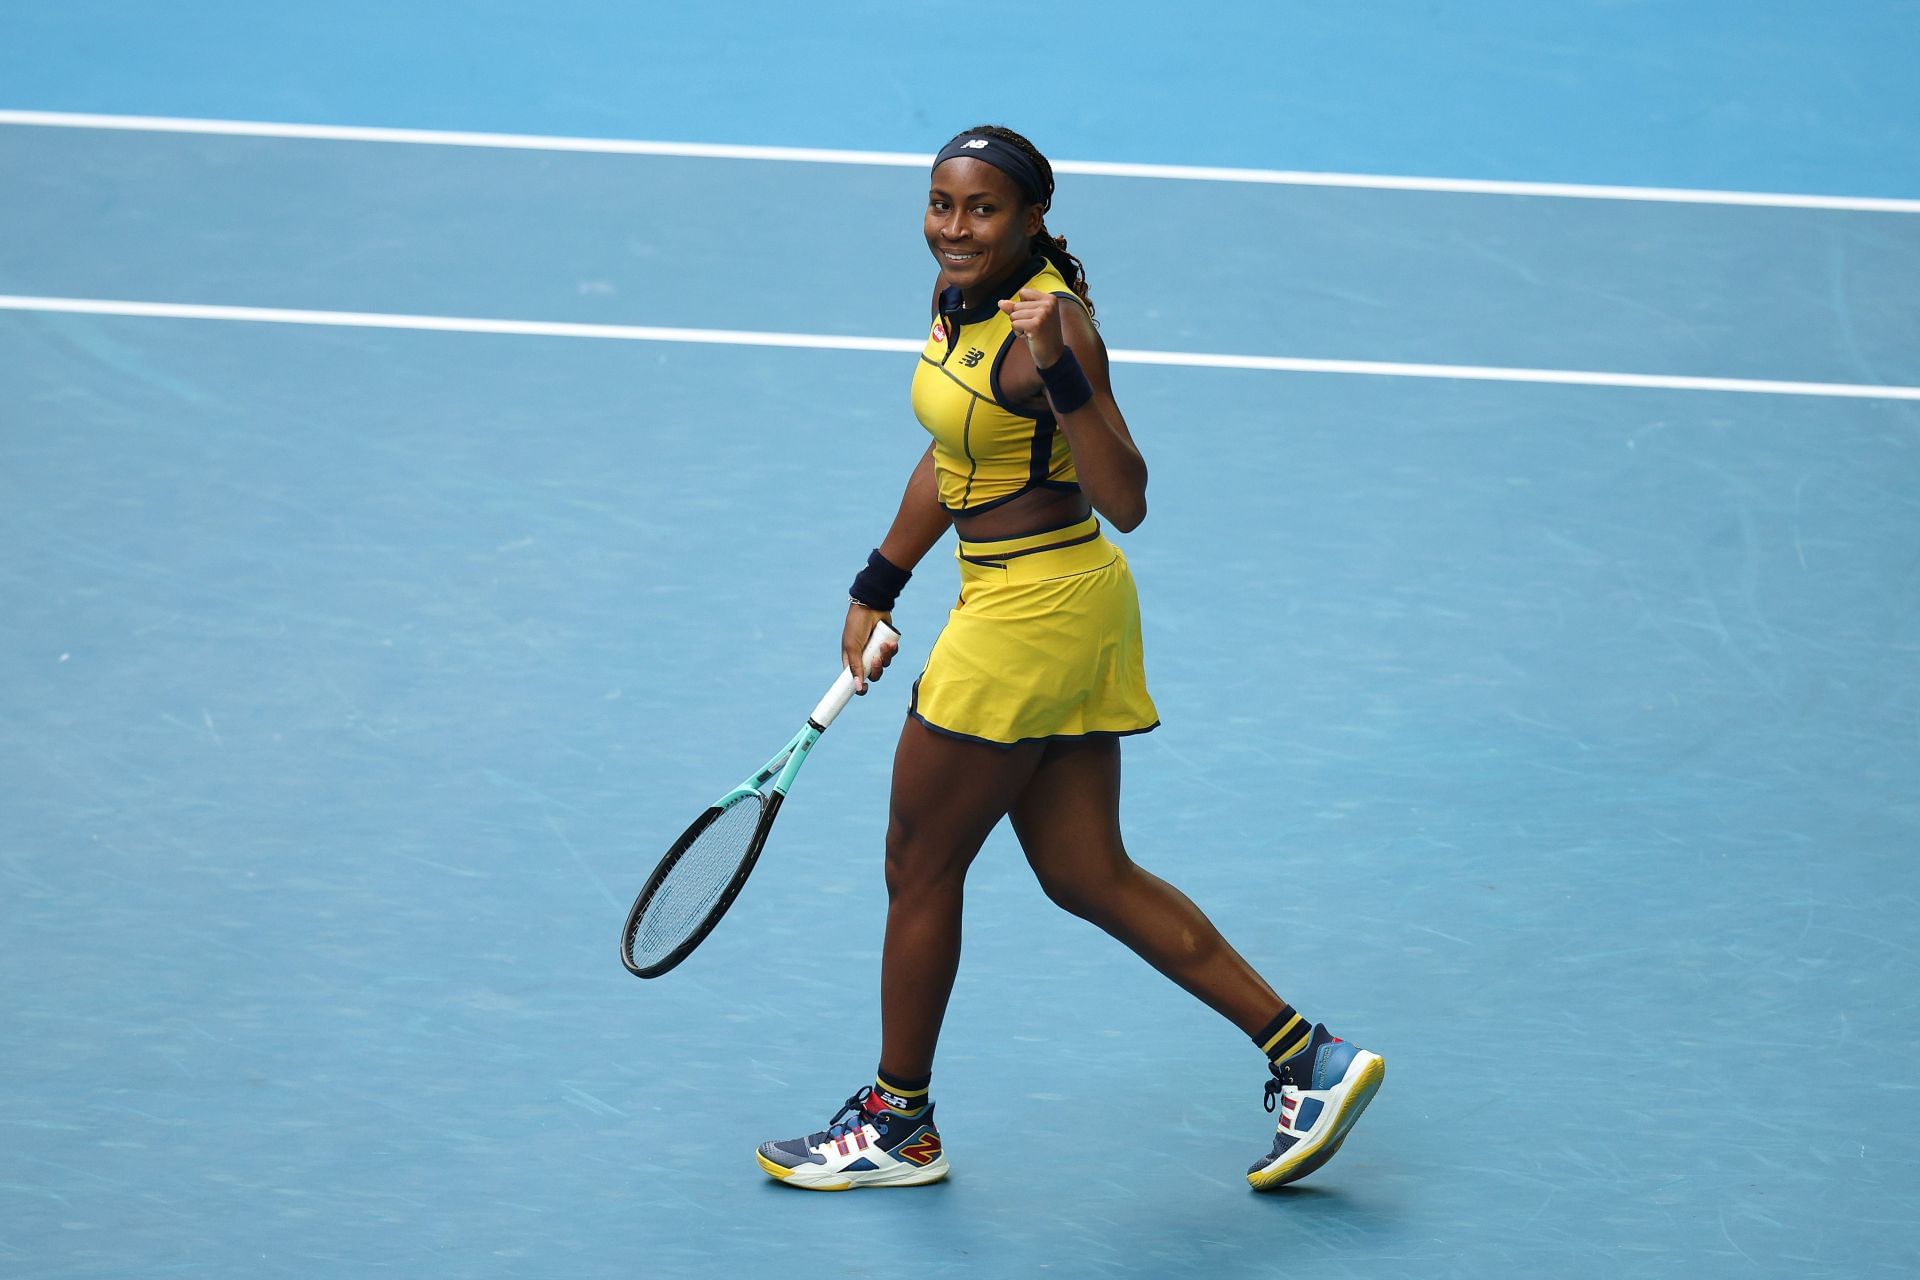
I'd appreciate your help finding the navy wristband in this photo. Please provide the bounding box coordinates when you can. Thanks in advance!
[1037,346,1094,416]
[850,549,911,612]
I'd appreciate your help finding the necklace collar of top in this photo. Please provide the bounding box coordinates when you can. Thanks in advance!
[939,254,1046,326]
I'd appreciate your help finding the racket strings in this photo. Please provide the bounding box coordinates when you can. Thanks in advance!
[630,794,766,967]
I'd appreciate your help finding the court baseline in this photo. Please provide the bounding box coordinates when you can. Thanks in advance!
[5,293,1919,402]
[3,109,1919,213]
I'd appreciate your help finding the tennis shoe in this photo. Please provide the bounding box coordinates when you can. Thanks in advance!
[1247,1023,1384,1189]
[756,1087,949,1190]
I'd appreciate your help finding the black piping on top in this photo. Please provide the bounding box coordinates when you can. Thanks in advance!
[931,254,1083,516]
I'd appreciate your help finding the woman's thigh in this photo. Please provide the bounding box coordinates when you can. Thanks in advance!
[885,715,1046,889]
[1007,736,1132,905]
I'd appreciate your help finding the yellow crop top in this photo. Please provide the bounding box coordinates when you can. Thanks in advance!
[910,256,1085,514]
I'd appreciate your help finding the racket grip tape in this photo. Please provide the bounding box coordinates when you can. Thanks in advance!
[810,620,901,729]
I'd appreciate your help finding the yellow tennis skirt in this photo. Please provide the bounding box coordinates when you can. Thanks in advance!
[909,515,1159,747]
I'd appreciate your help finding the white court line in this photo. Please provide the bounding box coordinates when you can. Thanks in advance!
[0,295,920,354]
[2,109,1918,214]
[6,294,1919,402]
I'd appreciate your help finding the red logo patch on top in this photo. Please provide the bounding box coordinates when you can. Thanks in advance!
[931,319,947,343]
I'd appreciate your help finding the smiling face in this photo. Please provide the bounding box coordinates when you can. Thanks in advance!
[925,157,1045,298]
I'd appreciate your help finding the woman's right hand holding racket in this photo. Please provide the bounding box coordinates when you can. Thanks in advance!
[842,603,898,695]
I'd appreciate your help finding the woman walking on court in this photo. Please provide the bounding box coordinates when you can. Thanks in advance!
[755,126,1383,1191]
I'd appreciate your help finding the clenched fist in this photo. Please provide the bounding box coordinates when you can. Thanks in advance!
[998,286,1066,369]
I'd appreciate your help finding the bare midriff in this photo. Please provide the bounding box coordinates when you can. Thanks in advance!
[949,486,1092,544]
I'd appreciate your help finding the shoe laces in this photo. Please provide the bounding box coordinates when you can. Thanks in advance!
[811,1087,884,1144]
[1263,1064,1298,1115]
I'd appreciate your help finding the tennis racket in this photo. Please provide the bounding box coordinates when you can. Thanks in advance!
[619,620,901,979]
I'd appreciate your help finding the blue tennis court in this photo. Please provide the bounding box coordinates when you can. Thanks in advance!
[3,5,1917,1276]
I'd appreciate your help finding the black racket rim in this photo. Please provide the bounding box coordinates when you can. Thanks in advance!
[620,791,784,979]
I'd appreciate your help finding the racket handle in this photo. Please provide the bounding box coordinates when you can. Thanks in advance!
[810,620,901,729]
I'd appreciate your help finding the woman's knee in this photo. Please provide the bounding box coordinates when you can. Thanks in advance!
[884,808,975,901]
[1030,853,1129,924]
[1035,870,1097,921]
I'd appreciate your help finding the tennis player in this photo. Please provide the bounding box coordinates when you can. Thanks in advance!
[756,126,1383,1192]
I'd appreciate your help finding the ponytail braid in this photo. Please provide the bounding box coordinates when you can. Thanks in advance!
[961,123,1095,319]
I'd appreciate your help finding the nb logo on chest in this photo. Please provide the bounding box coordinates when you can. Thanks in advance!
[958,347,986,368]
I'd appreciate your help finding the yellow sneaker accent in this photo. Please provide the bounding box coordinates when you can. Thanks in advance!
[755,1149,854,1190]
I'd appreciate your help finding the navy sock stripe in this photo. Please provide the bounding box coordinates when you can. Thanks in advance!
[875,1066,931,1112]
[875,1067,930,1095]
[1253,1005,1312,1063]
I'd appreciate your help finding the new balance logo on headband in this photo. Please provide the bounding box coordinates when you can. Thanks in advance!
[933,131,1047,206]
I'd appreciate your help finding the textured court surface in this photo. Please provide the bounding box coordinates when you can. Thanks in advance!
[3,5,1918,1277]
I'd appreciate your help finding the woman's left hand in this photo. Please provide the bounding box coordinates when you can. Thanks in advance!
[998,287,1065,370]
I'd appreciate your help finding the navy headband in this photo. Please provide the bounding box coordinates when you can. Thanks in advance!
[932,133,1049,208]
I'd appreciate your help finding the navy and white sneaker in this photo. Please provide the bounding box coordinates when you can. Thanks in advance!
[756,1087,949,1190]
[1247,1024,1385,1190]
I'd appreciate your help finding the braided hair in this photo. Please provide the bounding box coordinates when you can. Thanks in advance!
[961,123,1094,318]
